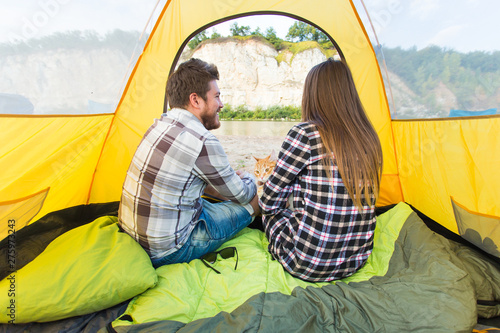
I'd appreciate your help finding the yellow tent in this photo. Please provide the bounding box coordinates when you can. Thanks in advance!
[1,0,499,253]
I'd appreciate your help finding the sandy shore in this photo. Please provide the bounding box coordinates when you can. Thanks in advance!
[215,134,285,172]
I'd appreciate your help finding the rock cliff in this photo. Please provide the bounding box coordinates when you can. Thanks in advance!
[179,38,328,109]
[0,48,130,114]
[1,37,430,116]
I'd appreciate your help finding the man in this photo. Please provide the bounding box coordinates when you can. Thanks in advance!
[119,58,260,268]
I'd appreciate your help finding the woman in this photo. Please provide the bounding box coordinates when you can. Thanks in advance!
[259,59,383,282]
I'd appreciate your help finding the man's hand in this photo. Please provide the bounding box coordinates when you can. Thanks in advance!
[203,184,229,201]
[235,169,248,179]
[249,194,261,216]
[235,169,261,215]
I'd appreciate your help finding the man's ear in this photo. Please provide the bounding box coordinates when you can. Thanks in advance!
[188,92,199,109]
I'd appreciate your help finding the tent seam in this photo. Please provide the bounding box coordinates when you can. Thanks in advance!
[85,1,173,204]
[348,0,405,203]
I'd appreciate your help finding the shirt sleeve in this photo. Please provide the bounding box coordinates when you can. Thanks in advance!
[194,134,256,205]
[259,124,311,215]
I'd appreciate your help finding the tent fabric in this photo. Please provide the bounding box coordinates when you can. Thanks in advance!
[0,188,48,241]
[452,198,500,259]
[88,0,401,207]
[392,116,500,234]
[0,114,113,221]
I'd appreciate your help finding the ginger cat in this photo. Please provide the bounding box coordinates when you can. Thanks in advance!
[253,150,294,209]
[253,151,277,197]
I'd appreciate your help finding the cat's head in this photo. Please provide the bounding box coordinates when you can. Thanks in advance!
[253,150,277,185]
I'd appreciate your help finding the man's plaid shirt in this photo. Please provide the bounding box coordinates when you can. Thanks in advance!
[259,122,376,282]
[119,108,256,259]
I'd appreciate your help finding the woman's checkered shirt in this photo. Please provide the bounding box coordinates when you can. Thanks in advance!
[259,122,376,282]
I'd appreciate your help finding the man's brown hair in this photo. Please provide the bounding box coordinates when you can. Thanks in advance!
[165,58,219,110]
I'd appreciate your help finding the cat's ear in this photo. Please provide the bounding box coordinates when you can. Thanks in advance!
[270,149,277,161]
[253,155,259,161]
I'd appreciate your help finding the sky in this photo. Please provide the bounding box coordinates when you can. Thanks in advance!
[1,0,499,53]
[354,0,500,53]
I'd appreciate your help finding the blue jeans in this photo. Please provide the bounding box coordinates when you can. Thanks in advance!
[150,199,253,268]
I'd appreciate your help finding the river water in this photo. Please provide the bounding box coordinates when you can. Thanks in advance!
[212,120,300,170]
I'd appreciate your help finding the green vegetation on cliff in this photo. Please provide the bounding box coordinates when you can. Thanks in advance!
[383,46,500,112]
[220,105,301,121]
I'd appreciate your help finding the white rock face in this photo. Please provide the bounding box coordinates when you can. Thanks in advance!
[0,48,130,114]
[182,39,328,109]
[1,39,328,114]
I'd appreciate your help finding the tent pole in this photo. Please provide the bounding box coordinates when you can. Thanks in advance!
[359,0,397,119]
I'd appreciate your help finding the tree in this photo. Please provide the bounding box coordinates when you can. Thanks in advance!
[251,27,263,37]
[286,21,329,43]
[265,27,277,39]
[264,27,283,49]
[210,29,221,39]
[105,29,142,55]
[230,23,251,37]
[187,30,208,49]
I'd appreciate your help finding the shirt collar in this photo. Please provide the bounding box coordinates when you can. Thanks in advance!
[164,108,202,124]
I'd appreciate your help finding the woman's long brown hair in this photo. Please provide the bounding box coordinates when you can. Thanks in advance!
[301,59,383,209]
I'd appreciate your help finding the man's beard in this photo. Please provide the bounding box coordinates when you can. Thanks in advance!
[201,108,221,130]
